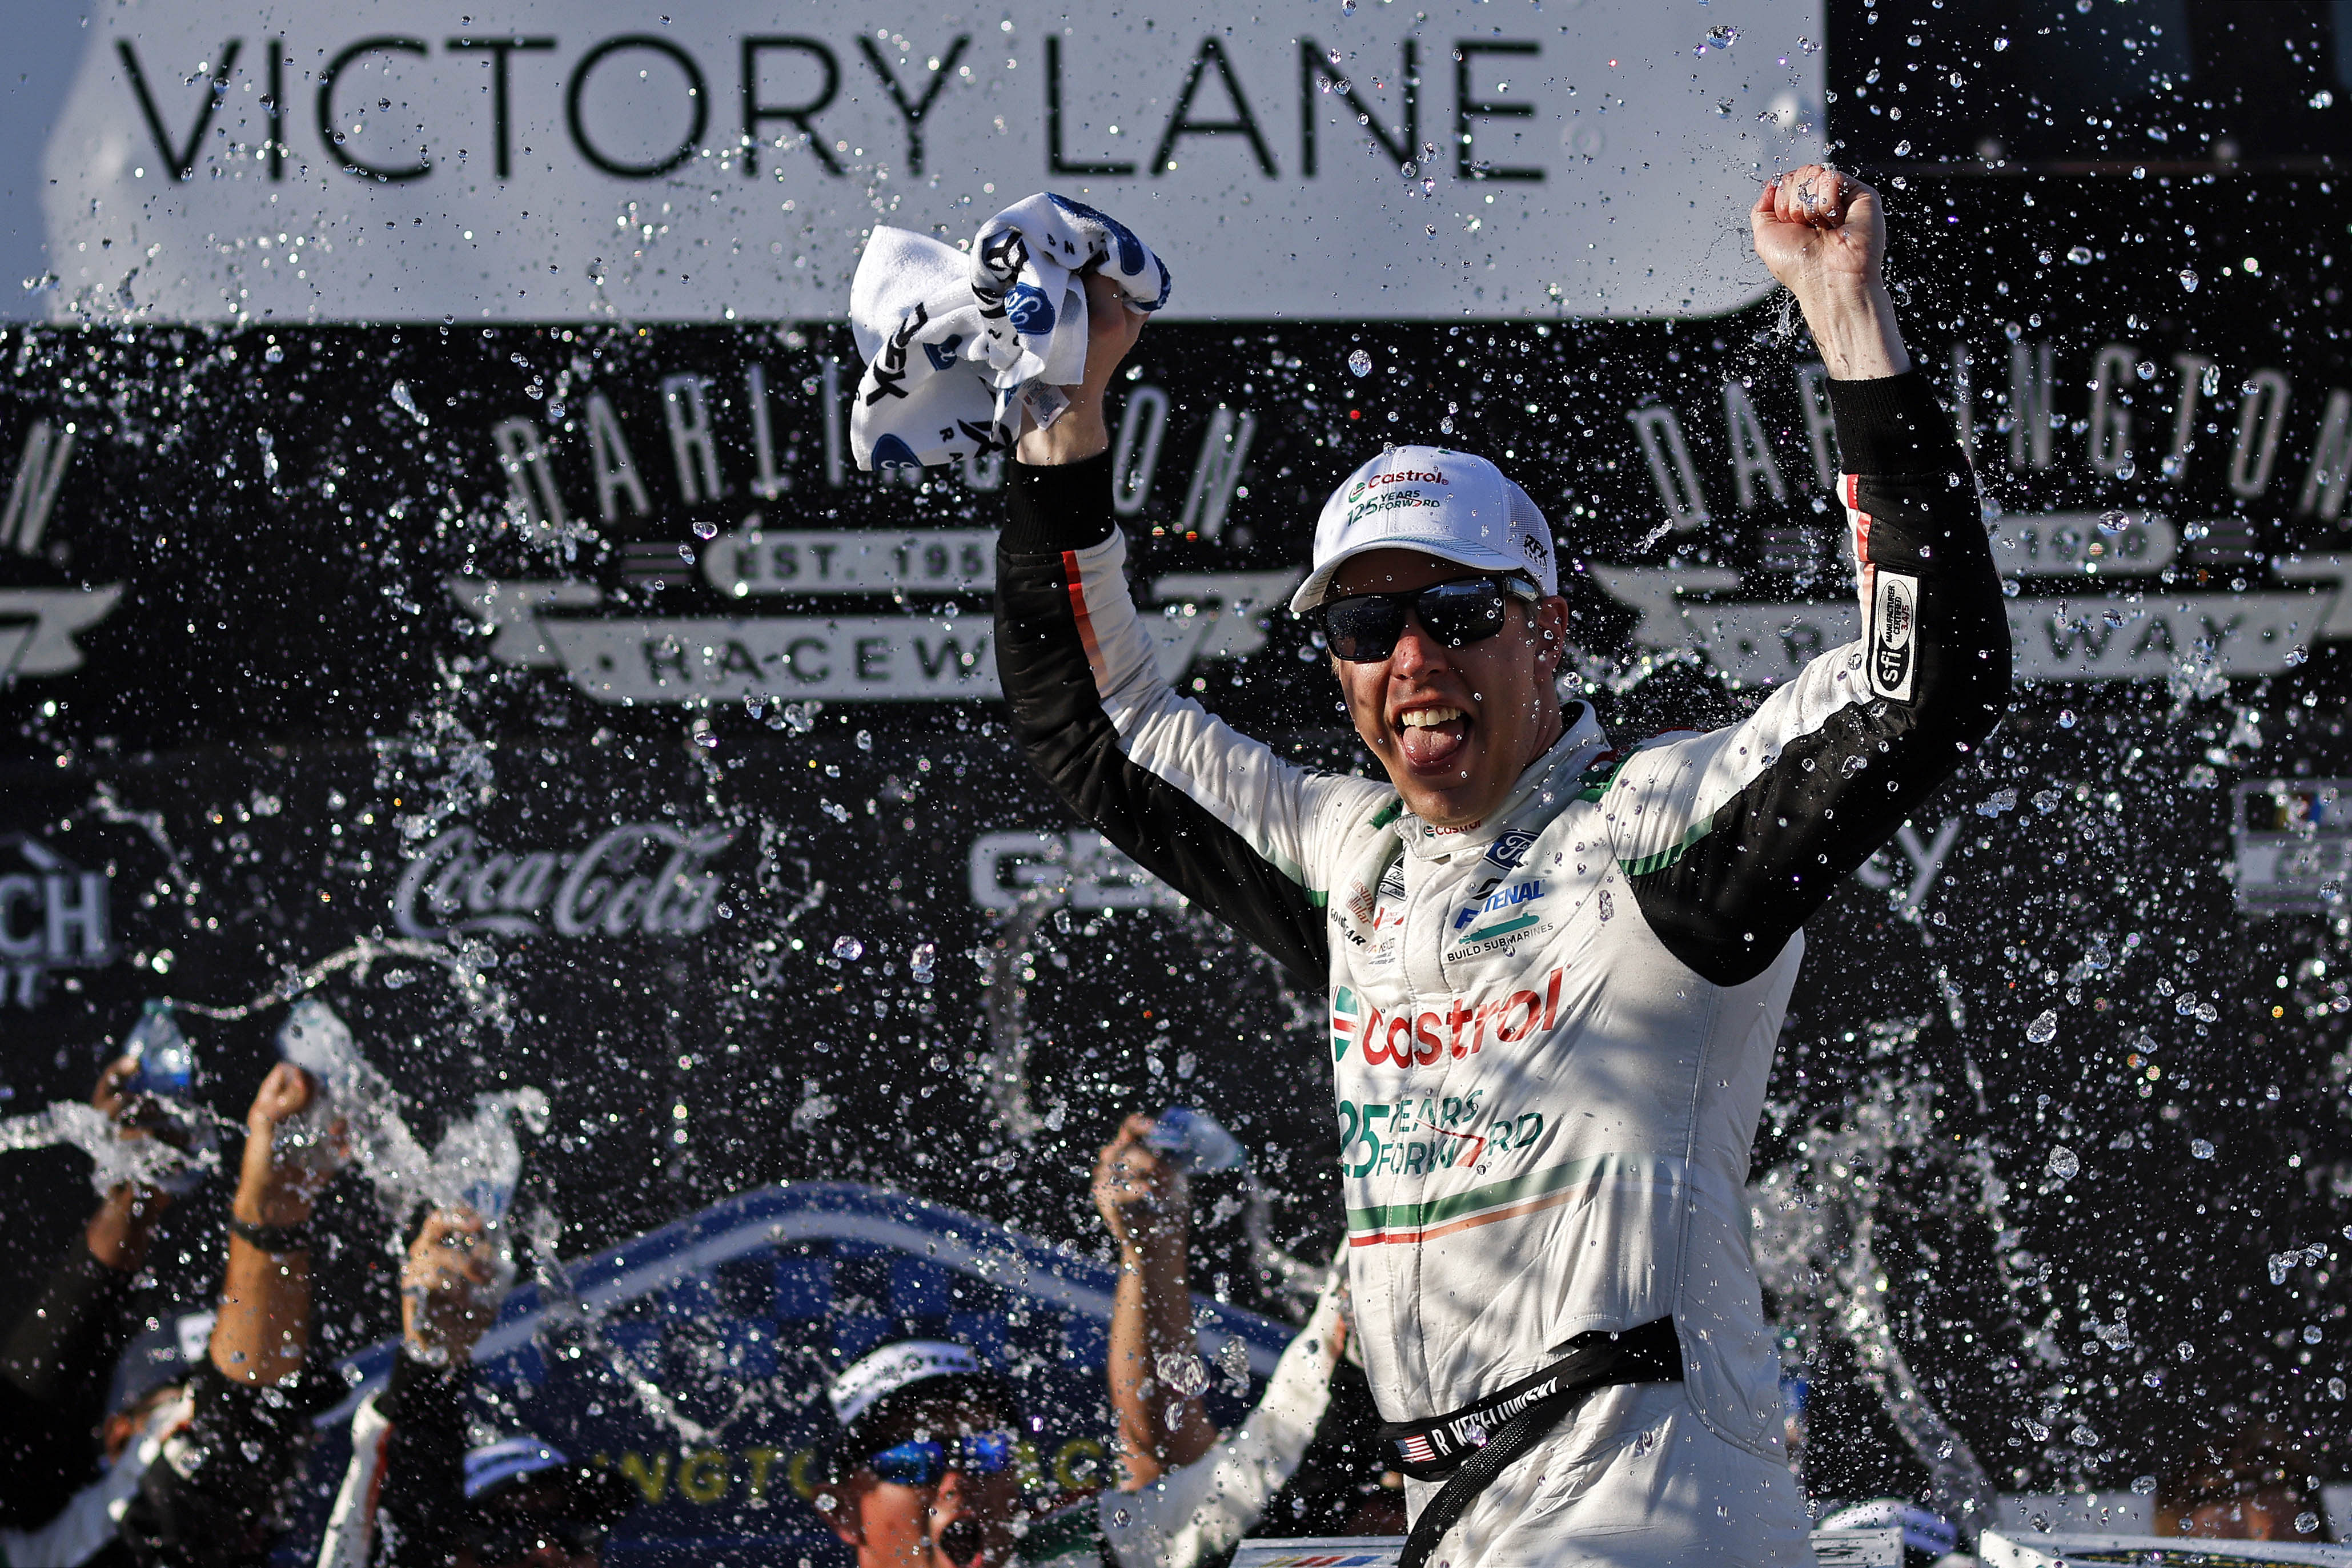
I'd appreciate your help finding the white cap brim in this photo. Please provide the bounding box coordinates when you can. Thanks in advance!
[1289,534,1536,615]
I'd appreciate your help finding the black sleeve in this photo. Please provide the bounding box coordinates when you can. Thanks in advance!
[0,1242,142,1526]
[117,1360,339,1568]
[372,1353,472,1568]
[1623,369,2012,985]
[994,452,1332,984]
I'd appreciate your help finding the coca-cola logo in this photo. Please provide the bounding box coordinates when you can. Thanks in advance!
[393,823,733,941]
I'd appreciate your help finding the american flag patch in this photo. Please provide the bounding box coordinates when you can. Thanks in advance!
[1399,1434,1436,1465]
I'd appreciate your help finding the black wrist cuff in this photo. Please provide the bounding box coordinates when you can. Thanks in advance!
[229,1216,311,1253]
[1823,369,1962,476]
[1001,451,1117,556]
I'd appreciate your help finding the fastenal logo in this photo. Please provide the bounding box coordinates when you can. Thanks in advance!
[0,834,114,1008]
[393,824,732,941]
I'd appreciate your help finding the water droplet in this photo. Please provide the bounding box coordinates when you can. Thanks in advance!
[910,942,937,984]
[1399,160,1417,179]
[1700,25,1739,50]
[677,545,696,564]
[1053,907,1074,933]
[2066,246,2094,265]
[2190,1138,2215,1159]
[2299,1511,2322,1535]
[856,729,874,751]
[1347,348,1372,377]
[2133,1475,2158,1495]
[1341,0,1355,14]
[388,380,428,427]
[1993,35,2009,50]
[2047,1145,2078,1180]
[1714,100,1735,118]
[1894,139,1912,156]
[2057,709,2076,728]
[832,936,864,962]
[1155,1351,1209,1396]
[1421,140,1438,164]
[692,518,717,540]
[2176,1341,2197,1361]
[2305,1324,2324,1344]
[2179,268,2200,292]
[2024,1009,2058,1043]
[1799,37,1821,53]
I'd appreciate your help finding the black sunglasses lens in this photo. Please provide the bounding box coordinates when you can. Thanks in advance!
[1322,596,1406,662]
[1415,581,1510,648]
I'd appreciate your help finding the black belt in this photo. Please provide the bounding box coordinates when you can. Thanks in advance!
[1379,1317,1683,1568]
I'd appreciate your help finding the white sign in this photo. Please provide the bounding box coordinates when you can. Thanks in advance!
[968,830,1178,911]
[1591,555,2352,686]
[449,558,1301,702]
[38,1,1822,324]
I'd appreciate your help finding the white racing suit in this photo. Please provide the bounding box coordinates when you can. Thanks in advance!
[994,372,2010,1566]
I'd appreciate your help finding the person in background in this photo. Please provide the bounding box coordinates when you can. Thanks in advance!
[0,1057,180,1562]
[2156,1421,2322,1541]
[814,1296,1350,1568]
[113,1061,344,1568]
[316,1207,639,1568]
[1092,1115,1402,1538]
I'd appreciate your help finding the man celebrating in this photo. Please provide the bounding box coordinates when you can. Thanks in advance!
[990,167,2010,1566]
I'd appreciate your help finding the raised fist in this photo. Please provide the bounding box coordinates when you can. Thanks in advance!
[1750,163,1887,301]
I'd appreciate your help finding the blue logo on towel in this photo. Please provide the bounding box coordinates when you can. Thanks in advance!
[872,433,924,469]
[1006,284,1056,335]
[922,334,965,372]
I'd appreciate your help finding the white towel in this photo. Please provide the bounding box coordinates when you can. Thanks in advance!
[848,192,1172,471]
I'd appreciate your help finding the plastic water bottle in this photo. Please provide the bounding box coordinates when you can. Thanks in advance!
[124,1003,196,1100]
[1145,1107,1247,1172]
[273,999,357,1178]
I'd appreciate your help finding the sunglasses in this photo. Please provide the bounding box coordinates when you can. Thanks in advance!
[465,1519,608,1565]
[866,1429,1019,1488]
[1315,576,1539,664]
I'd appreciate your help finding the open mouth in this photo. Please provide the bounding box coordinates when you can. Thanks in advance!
[936,1518,987,1568]
[1395,704,1470,771]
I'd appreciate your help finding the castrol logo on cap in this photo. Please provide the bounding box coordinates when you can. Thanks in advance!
[1347,468,1446,504]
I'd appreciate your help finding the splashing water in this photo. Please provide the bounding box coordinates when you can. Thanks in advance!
[1155,1350,1210,1396]
[1752,1035,1996,1538]
[1347,348,1372,377]
[271,998,548,1300]
[0,1099,225,1195]
[388,379,429,427]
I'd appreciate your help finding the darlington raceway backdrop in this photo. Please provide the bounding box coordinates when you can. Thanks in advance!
[2,0,2350,1511]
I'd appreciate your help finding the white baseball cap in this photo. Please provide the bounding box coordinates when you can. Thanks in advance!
[828,1339,985,1429]
[1290,445,1556,614]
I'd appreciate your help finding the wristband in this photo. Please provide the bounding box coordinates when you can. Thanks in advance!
[229,1216,311,1253]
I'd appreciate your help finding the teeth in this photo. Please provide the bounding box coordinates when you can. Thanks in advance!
[1398,706,1464,728]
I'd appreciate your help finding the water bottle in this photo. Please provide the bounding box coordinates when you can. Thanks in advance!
[273,999,356,1178]
[1145,1106,1247,1172]
[120,1002,211,1193]
[123,1003,196,1100]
